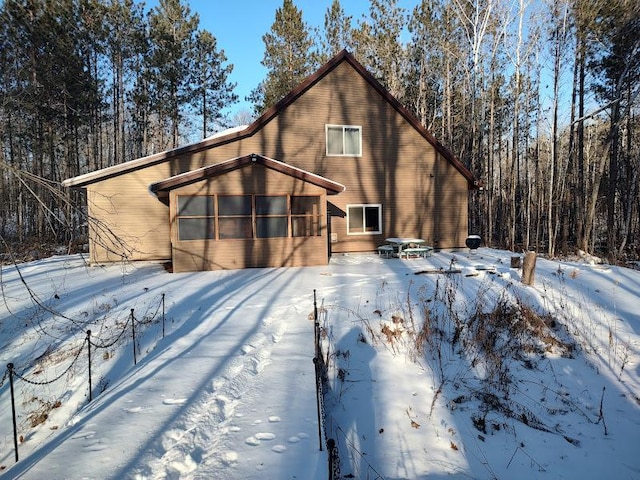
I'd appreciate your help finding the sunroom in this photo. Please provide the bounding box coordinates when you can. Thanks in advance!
[150,153,345,272]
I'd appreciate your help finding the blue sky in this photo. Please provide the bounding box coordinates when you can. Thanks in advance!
[183,0,415,115]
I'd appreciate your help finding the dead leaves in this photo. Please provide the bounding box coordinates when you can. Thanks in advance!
[406,407,420,429]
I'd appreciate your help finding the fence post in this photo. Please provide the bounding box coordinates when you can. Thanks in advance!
[131,309,137,365]
[87,330,92,402]
[7,363,18,462]
[313,289,319,358]
[162,293,166,339]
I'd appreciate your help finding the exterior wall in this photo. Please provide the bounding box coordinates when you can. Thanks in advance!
[171,62,469,252]
[86,165,172,263]
[84,59,470,265]
[169,165,329,272]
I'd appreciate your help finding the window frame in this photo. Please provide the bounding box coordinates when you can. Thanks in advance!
[326,124,362,157]
[176,195,216,241]
[217,194,253,239]
[291,195,322,237]
[255,195,289,238]
[346,203,382,235]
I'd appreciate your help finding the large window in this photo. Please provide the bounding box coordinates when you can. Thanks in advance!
[176,194,322,240]
[177,196,215,240]
[218,195,252,239]
[291,196,321,237]
[347,204,382,235]
[255,196,288,238]
[326,125,362,156]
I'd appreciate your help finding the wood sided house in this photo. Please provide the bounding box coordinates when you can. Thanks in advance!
[63,50,479,272]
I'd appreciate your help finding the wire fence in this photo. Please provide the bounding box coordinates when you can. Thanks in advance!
[312,289,341,480]
[2,293,166,463]
[313,291,389,480]
[0,290,350,480]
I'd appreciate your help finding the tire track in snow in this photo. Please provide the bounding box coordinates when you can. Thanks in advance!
[133,313,288,479]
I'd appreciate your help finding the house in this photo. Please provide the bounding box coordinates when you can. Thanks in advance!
[63,50,479,272]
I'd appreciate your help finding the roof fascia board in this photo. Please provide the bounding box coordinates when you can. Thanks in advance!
[150,154,345,195]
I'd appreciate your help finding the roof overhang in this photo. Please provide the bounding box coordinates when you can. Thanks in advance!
[149,153,346,196]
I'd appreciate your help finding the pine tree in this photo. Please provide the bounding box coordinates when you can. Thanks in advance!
[404,0,443,128]
[587,0,640,256]
[249,0,317,114]
[320,0,353,61]
[353,0,406,99]
[191,30,238,138]
[148,0,199,148]
[103,0,147,165]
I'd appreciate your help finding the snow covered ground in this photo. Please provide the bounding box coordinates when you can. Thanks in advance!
[0,249,638,479]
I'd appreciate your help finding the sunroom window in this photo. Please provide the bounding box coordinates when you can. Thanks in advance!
[291,196,321,237]
[176,194,323,240]
[218,195,253,239]
[255,195,288,238]
[326,125,362,156]
[177,196,215,240]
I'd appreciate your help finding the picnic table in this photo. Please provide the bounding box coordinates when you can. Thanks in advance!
[378,238,433,258]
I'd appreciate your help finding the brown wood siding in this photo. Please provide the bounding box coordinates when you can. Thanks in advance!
[84,59,469,265]
[169,165,329,272]
[86,165,172,263]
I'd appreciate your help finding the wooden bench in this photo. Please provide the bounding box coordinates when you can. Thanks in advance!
[377,245,394,258]
[399,247,433,259]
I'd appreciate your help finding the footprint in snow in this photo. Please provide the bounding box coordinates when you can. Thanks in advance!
[268,416,281,423]
[251,356,272,374]
[288,433,309,443]
[222,356,245,380]
[272,445,287,453]
[215,395,237,421]
[163,398,187,406]
[245,432,275,445]
[123,406,143,413]
[220,451,238,466]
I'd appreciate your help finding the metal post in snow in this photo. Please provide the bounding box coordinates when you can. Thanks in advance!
[7,363,18,462]
[131,309,137,365]
[87,330,92,402]
[162,293,165,339]
[313,289,319,358]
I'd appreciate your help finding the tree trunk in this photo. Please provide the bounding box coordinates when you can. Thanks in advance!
[522,251,537,286]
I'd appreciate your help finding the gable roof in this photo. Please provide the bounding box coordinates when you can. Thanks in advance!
[149,153,345,195]
[62,50,479,189]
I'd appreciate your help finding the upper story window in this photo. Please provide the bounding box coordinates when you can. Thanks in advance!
[326,125,362,156]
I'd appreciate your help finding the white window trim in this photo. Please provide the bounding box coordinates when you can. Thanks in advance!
[326,124,362,157]
[346,203,382,235]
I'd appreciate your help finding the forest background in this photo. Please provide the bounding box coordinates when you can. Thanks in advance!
[0,0,638,261]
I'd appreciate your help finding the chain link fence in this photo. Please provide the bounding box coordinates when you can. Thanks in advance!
[312,289,341,479]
